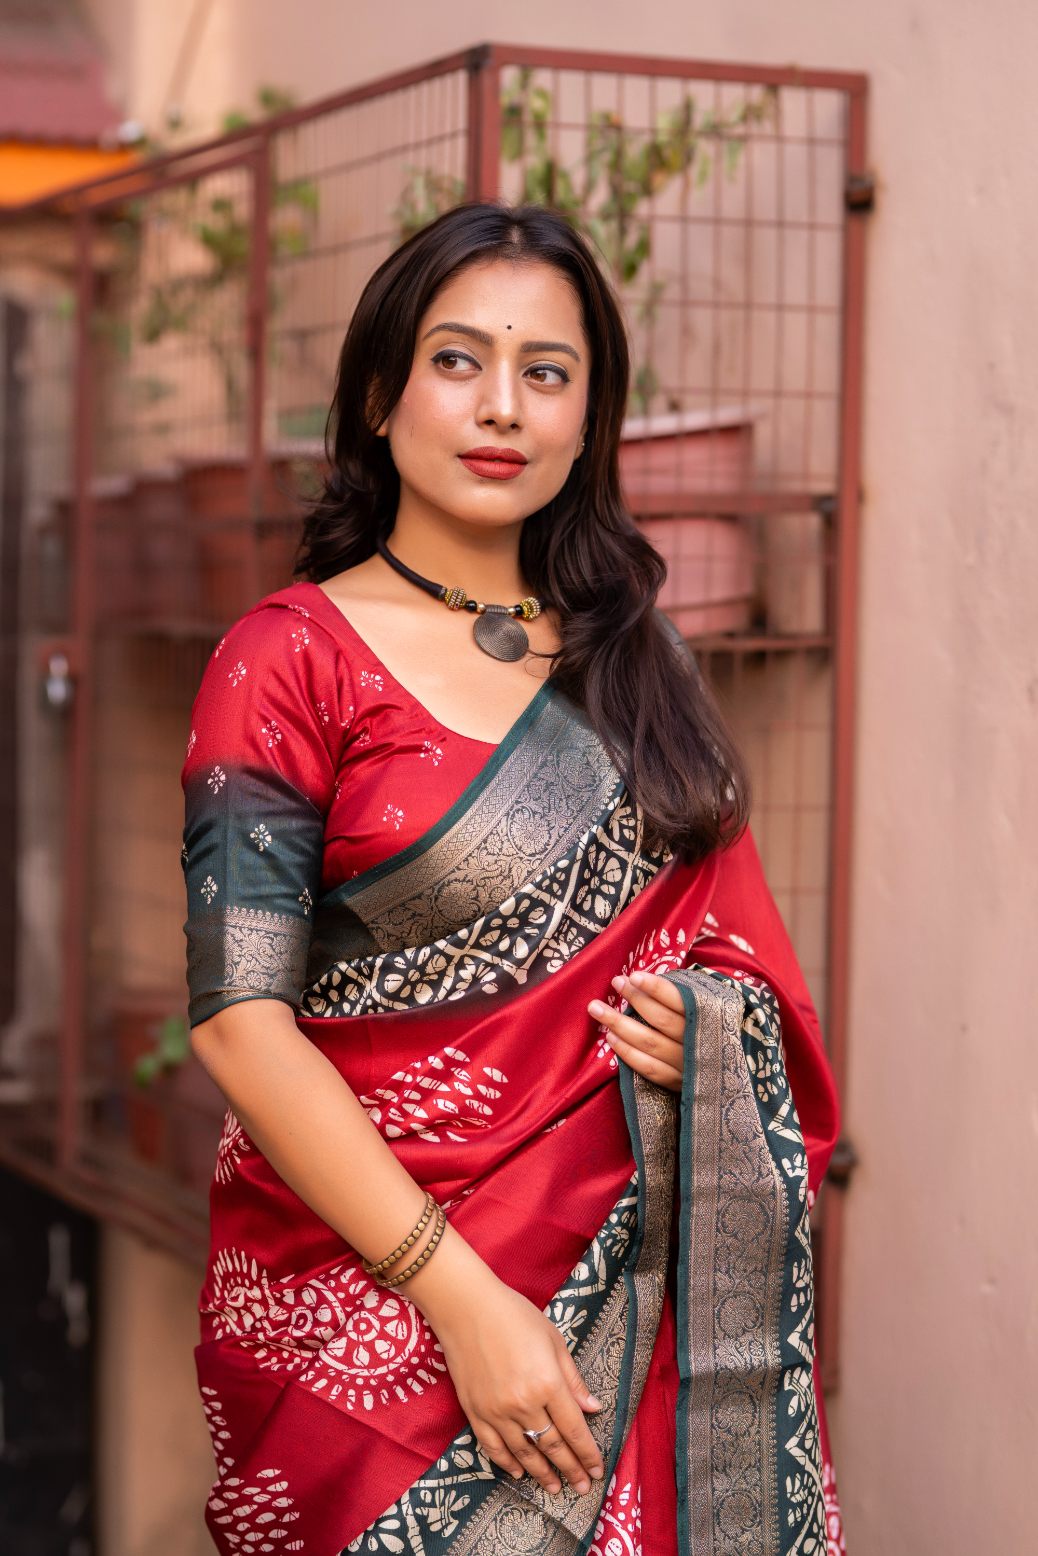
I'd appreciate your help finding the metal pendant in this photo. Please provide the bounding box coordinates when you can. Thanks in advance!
[472,605,529,662]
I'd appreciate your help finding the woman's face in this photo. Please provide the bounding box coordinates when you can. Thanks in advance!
[377,256,591,528]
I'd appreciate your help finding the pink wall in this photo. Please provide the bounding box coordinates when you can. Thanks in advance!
[81,3,1038,1551]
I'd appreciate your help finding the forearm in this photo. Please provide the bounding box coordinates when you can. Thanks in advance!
[192,999,497,1331]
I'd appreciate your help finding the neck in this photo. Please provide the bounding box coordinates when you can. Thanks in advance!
[384,499,535,603]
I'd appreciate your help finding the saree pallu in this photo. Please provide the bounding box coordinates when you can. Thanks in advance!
[194,676,844,1554]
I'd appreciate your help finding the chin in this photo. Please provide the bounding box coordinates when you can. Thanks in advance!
[444,483,534,523]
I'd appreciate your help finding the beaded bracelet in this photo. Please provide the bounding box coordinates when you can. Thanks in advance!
[361,1191,436,1278]
[380,1204,447,1288]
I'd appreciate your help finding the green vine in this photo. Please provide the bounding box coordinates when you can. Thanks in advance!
[132,1013,190,1087]
[108,86,321,427]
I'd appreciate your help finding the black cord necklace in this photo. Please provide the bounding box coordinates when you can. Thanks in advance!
[374,533,550,663]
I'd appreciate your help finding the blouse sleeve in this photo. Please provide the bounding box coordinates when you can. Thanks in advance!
[180,601,354,1028]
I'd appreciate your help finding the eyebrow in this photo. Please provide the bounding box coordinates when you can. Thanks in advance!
[420,321,582,363]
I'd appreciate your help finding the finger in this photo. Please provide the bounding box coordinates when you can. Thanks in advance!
[603,1027,683,1091]
[516,1417,593,1495]
[552,1353,608,1479]
[503,1422,566,1493]
[557,1343,604,1421]
[600,1003,685,1060]
[609,973,686,1036]
[628,969,686,1011]
[472,1420,525,1481]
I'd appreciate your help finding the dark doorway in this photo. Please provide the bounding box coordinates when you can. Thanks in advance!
[0,1168,96,1554]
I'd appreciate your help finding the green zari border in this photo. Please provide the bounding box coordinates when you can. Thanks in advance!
[666,965,826,1556]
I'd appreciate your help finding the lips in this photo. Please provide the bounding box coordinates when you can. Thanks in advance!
[458,447,528,481]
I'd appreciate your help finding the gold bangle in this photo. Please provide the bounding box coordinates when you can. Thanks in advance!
[380,1204,447,1288]
[361,1191,436,1277]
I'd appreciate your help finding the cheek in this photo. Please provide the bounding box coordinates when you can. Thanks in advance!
[534,403,585,456]
[397,379,459,441]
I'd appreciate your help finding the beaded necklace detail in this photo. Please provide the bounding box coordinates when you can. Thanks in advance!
[374,533,548,663]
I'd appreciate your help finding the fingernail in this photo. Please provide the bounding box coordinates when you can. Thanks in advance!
[587,1394,602,1408]
[587,1000,604,1015]
[591,1465,604,1479]
[610,974,625,989]
[575,1478,590,1494]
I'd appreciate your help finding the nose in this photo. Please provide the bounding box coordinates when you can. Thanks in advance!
[476,359,522,431]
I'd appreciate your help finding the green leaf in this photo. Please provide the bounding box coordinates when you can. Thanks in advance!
[620,226,651,283]
[500,112,524,163]
[272,225,310,258]
[257,84,297,117]
[133,1051,160,1087]
[275,177,319,214]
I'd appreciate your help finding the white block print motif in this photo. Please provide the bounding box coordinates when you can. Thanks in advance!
[359,1045,509,1144]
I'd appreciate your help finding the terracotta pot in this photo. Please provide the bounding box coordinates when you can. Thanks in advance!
[112,994,178,1165]
[165,1056,227,1196]
[130,466,197,621]
[91,475,142,619]
[642,514,756,637]
[257,453,324,594]
[621,408,760,637]
[182,455,308,622]
[619,407,757,497]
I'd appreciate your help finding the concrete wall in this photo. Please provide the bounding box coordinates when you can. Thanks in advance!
[96,1228,212,1555]
[79,3,1038,1551]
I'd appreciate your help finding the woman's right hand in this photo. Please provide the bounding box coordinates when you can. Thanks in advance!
[431,1276,607,1497]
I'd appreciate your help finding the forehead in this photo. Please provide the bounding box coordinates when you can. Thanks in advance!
[421,257,587,337]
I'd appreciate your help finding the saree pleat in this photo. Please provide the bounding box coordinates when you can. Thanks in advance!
[189,667,843,1555]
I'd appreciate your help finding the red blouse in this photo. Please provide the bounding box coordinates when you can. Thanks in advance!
[180,580,500,1025]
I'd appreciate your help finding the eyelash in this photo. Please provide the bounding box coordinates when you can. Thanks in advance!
[431,349,570,386]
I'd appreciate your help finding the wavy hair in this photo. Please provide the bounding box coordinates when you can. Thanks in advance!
[296,200,749,863]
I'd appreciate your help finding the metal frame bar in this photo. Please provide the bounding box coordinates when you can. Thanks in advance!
[58,208,97,1174]
[816,81,870,1392]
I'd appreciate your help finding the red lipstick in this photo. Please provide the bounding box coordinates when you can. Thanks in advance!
[458,446,528,481]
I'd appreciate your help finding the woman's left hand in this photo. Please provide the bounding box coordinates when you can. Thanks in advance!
[587,971,688,1094]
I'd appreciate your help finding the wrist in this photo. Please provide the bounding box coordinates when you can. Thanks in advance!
[392,1219,499,1327]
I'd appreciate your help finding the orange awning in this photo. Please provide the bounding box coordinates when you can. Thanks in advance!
[0,141,138,207]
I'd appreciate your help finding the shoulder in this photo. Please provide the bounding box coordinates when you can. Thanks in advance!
[208,584,353,680]
[183,584,357,790]
[189,582,357,737]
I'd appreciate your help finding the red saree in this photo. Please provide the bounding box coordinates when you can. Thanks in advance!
[181,583,848,1554]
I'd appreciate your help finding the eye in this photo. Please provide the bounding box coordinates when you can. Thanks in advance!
[525,363,570,386]
[431,349,478,371]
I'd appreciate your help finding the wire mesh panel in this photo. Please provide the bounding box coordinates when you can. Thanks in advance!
[485,52,852,1022]
[1,48,866,1350]
[267,64,471,451]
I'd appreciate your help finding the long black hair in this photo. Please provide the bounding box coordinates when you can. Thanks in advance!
[296,200,749,863]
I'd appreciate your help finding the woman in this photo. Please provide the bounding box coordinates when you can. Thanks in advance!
[181,200,847,1554]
